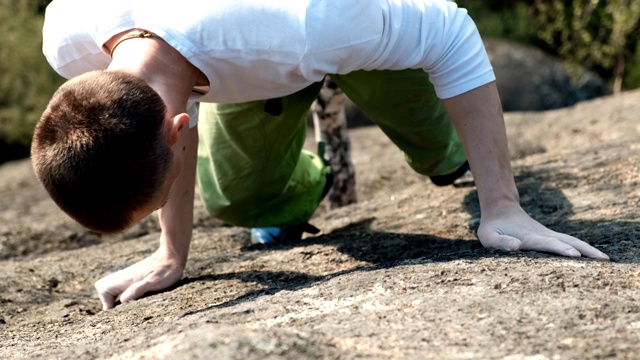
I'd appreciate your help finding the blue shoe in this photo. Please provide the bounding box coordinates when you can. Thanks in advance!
[251,161,332,244]
[250,223,320,244]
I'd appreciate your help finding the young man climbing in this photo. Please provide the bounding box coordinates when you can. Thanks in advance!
[33,0,609,310]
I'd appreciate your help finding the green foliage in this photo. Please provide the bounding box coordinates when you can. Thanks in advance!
[458,0,640,92]
[0,0,63,163]
[457,0,541,46]
[531,0,640,92]
[625,45,640,89]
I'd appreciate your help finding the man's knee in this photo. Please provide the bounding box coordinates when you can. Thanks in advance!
[200,183,264,227]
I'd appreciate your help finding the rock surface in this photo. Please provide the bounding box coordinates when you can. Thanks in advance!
[1,90,640,359]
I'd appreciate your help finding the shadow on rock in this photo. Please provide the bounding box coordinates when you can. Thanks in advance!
[463,169,640,263]
[168,167,638,317]
[177,221,510,317]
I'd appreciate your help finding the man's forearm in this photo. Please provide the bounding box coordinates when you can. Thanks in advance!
[157,126,198,265]
[442,82,519,215]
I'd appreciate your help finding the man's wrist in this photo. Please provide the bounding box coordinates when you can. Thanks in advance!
[157,249,188,269]
[158,234,190,267]
[479,194,523,220]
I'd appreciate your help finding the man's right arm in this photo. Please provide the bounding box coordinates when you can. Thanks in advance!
[94,126,198,310]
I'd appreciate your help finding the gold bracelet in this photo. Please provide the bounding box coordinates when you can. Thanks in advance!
[109,30,160,58]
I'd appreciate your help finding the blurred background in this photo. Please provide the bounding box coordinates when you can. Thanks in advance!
[0,0,639,165]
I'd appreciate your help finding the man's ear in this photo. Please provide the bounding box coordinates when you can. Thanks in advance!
[164,113,190,146]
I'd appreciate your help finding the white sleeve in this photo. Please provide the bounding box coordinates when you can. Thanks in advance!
[187,101,199,128]
[42,0,137,79]
[42,0,111,79]
[366,0,495,99]
[424,10,495,98]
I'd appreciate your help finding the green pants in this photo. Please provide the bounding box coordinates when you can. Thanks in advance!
[196,69,466,228]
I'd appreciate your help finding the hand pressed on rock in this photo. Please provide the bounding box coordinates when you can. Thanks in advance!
[477,205,609,260]
[94,248,186,310]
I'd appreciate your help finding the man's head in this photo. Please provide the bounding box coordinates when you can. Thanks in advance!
[32,70,173,233]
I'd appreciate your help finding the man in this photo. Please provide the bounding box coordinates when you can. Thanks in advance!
[33,0,609,310]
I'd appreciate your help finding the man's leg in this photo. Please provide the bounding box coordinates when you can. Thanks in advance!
[196,81,330,230]
[331,69,468,181]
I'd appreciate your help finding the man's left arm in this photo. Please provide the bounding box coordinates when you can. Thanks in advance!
[442,82,609,260]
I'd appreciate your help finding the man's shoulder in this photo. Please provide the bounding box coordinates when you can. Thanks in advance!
[42,0,131,78]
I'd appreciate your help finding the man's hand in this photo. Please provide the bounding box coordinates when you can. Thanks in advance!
[95,248,186,310]
[477,203,609,260]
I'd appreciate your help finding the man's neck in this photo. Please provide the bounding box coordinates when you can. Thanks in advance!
[105,29,206,116]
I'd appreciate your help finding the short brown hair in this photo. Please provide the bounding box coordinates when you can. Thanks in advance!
[31,70,171,233]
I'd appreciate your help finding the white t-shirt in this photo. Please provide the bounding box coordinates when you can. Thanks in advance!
[43,0,495,120]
